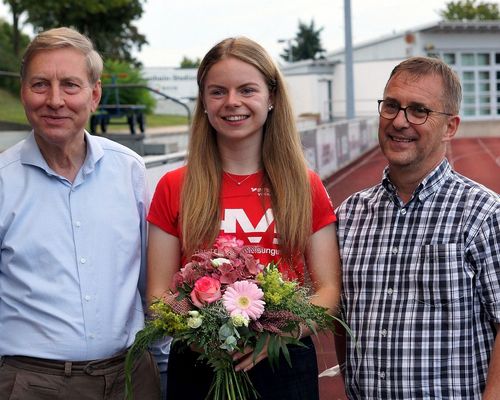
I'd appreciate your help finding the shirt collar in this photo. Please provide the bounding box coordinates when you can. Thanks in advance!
[382,159,452,203]
[20,130,105,178]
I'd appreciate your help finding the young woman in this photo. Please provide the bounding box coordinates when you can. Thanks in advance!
[147,37,341,400]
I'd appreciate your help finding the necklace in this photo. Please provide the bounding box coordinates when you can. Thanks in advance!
[224,171,258,186]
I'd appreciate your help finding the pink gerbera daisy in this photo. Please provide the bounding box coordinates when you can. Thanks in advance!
[222,281,265,320]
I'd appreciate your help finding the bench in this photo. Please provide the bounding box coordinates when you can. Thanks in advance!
[90,104,146,134]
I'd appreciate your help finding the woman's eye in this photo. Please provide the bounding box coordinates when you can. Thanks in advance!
[209,89,224,96]
[241,87,256,95]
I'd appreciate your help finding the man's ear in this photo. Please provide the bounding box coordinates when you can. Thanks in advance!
[91,80,102,113]
[443,114,460,143]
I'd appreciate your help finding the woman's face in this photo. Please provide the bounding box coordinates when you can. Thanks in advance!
[203,57,273,146]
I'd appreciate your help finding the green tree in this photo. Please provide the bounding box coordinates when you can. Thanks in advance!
[281,19,326,62]
[440,0,500,20]
[2,0,30,56]
[101,59,156,113]
[0,18,30,93]
[21,0,147,66]
[180,56,200,69]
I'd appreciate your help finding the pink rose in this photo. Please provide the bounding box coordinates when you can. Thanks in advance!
[190,276,222,308]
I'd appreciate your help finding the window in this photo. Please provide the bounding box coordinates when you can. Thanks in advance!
[443,53,456,65]
[463,95,475,105]
[479,82,490,91]
[479,96,490,105]
[477,53,490,66]
[478,71,490,80]
[444,51,498,118]
[463,71,474,80]
[479,107,491,115]
[463,82,475,92]
[461,53,475,66]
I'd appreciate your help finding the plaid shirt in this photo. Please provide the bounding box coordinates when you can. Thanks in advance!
[336,159,500,399]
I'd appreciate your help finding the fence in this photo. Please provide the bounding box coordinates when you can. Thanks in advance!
[144,117,379,190]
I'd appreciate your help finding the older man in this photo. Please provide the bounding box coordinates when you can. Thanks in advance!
[337,57,500,399]
[0,27,160,399]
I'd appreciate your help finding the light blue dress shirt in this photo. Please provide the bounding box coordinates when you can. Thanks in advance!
[0,132,148,361]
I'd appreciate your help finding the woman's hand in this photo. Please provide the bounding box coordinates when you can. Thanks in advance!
[233,341,269,372]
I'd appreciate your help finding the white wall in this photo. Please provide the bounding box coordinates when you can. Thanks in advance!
[332,59,401,119]
[285,74,321,117]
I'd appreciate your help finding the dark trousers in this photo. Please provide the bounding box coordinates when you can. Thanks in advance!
[167,336,319,400]
[0,350,160,400]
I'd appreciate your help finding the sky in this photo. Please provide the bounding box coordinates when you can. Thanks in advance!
[0,0,489,67]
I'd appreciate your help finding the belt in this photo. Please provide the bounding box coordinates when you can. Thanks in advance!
[0,349,131,377]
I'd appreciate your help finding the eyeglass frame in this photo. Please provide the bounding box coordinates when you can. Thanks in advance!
[377,99,454,125]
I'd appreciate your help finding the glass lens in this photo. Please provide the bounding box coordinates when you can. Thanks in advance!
[379,101,399,117]
[406,106,428,124]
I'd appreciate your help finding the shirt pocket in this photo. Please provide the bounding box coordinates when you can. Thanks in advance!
[413,243,469,306]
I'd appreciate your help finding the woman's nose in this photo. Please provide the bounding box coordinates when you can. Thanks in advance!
[225,90,241,107]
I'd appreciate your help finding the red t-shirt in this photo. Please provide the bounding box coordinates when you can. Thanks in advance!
[148,167,336,281]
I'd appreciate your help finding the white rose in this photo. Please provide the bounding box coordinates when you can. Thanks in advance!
[187,316,203,329]
[211,258,231,268]
[231,314,249,327]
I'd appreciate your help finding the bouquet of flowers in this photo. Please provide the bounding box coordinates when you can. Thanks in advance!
[125,236,347,400]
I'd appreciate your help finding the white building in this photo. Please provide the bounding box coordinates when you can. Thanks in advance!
[142,67,197,115]
[282,20,500,124]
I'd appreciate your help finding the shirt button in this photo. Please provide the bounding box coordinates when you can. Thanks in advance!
[380,329,387,337]
[80,257,87,264]
[89,333,95,339]
[387,288,394,295]
[400,208,407,215]
[392,247,399,254]
[84,295,91,301]
[75,221,81,227]
[379,371,386,379]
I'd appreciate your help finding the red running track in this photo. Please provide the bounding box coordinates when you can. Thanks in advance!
[316,137,500,400]
[326,137,500,209]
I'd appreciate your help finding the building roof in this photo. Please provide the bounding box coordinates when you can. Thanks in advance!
[421,20,500,33]
[280,58,338,75]
[326,20,500,58]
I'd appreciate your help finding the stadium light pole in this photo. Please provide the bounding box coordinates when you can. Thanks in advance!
[344,0,355,119]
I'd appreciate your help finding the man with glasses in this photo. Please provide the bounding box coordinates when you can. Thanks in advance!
[336,57,500,399]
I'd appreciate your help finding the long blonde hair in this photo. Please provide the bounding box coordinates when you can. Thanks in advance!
[181,37,312,259]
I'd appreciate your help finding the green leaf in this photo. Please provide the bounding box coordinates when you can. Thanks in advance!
[267,336,280,371]
[253,333,268,362]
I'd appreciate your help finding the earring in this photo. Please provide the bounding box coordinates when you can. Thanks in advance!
[204,109,208,114]
[268,105,274,111]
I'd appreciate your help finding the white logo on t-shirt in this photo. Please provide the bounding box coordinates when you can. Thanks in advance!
[220,208,277,244]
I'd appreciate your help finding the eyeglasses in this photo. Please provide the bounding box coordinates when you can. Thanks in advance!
[377,100,454,125]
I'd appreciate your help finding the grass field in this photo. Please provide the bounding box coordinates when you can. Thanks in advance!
[0,88,189,128]
[0,89,29,125]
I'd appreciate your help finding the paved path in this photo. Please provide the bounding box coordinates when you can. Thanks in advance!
[0,126,189,153]
[0,131,29,152]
